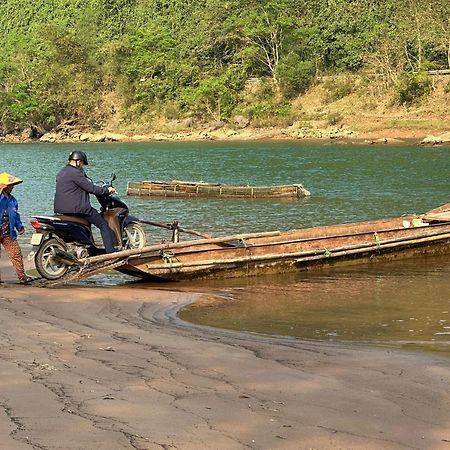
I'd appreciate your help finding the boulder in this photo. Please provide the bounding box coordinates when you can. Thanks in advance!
[21,125,42,140]
[198,131,214,140]
[209,120,225,131]
[420,135,443,145]
[420,131,450,145]
[21,128,34,140]
[79,133,94,142]
[4,134,22,143]
[233,115,250,128]
[91,134,106,142]
[40,133,58,143]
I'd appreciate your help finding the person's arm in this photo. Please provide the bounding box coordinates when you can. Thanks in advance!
[72,169,109,195]
[12,197,24,234]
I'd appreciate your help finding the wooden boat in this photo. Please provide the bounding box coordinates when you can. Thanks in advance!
[49,202,450,285]
[127,180,311,199]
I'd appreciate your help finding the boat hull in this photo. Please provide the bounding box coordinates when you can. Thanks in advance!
[122,214,450,281]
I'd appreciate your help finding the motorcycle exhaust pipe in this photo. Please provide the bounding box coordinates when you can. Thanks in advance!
[53,249,82,266]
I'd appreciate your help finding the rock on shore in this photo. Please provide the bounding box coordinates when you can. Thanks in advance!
[1,124,357,144]
[420,131,450,145]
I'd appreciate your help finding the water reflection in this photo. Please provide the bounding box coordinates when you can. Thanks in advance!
[179,254,450,354]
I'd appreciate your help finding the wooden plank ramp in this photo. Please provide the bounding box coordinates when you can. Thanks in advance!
[39,259,127,287]
[38,231,281,286]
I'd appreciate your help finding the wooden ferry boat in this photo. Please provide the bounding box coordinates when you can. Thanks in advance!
[127,180,311,199]
[49,202,450,285]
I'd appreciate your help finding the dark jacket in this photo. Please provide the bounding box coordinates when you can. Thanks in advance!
[0,193,24,240]
[54,165,109,214]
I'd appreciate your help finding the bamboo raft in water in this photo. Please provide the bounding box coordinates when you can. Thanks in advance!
[127,180,311,199]
[44,202,450,285]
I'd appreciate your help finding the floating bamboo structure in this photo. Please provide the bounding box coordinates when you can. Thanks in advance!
[127,180,311,199]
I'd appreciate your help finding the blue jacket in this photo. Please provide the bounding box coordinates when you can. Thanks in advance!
[54,165,109,214]
[0,193,24,241]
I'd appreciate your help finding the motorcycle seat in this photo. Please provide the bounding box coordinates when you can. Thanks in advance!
[54,214,91,226]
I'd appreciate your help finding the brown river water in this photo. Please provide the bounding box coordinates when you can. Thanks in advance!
[178,254,450,355]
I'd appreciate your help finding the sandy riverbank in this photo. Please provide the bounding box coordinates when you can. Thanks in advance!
[1,259,450,449]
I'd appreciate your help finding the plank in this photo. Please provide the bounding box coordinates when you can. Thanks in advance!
[423,212,450,222]
[80,231,282,265]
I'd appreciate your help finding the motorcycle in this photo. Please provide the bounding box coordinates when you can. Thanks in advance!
[29,174,146,280]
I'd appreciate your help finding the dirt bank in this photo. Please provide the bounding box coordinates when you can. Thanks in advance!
[1,258,450,449]
[4,73,450,147]
[0,123,441,146]
[2,123,448,146]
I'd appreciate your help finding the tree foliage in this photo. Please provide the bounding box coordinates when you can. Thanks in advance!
[0,0,449,132]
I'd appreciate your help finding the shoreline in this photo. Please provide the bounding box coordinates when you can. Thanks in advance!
[0,254,450,449]
[1,125,448,146]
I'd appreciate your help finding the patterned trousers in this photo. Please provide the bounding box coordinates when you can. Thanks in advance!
[0,236,26,281]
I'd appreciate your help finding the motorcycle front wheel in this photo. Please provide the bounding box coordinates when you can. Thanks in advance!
[35,238,69,280]
[123,223,146,249]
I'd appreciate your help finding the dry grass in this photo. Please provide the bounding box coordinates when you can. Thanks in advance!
[296,73,450,136]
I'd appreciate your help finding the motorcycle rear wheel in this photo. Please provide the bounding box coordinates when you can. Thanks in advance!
[35,238,69,280]
[123,223,146,249]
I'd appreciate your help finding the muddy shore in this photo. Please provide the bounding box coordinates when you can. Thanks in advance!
[1,258,450,449]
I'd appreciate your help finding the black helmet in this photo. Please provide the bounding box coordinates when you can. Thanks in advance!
[68,150,88,165]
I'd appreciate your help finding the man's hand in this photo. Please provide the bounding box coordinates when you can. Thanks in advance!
[108,187,116,194]
[18,227,25,235]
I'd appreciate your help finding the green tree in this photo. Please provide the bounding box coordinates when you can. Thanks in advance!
[1,0,450,131]
[229,1,301,81]
[187,74,239,120]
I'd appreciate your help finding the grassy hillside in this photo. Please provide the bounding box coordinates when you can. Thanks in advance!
[296,72,450,136]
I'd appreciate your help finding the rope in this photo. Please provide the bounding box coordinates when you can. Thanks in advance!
[373,232,381,249]
[160,250,175,264]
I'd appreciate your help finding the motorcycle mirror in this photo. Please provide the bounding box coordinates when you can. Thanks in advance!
[111,173,116,182]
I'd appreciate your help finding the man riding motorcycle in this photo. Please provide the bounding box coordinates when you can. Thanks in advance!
[54,151,117,253]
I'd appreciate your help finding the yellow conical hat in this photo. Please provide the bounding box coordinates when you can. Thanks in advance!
[0,172,23,188]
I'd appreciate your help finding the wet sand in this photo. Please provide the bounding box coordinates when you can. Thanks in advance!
[1,261,450,449]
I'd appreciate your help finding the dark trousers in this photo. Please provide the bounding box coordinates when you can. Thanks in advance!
[84,208,116,253]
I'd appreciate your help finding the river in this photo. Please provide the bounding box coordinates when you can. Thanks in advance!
[1,140,449,352]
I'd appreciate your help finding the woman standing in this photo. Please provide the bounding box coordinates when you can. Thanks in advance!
[0,172,32,284]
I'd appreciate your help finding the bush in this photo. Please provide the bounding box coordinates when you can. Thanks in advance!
[327,111,344,126]
[444,81,450,94]
[276,54,315,98]
[240,100,295,128]
[397,71,432,106]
